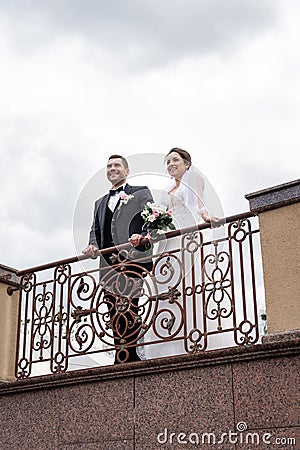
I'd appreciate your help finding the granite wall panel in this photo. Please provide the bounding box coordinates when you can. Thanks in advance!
[233,356,299,430]
[0,388,59,449]
[57,378,134,448]
[135,364,235,449]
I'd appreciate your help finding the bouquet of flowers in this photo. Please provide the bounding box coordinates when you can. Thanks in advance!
[141,202,175,233]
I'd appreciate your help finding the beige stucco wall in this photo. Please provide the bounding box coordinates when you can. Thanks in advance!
[0,283,20,381]
[258,202,300,333]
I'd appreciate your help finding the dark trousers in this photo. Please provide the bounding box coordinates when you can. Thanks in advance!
[104,290,141,363]
[101,258,143,363]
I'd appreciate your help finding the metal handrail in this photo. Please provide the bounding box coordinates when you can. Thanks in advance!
[17,211,255,276]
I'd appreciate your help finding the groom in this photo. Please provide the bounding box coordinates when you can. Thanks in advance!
[83,154,153,363]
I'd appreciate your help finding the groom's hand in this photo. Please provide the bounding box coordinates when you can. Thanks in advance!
[82,245,99,258]
[128,234,147,247]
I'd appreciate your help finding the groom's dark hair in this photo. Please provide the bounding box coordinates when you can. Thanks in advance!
[108,154,129,169]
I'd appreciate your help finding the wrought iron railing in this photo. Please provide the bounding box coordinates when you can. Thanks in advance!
[15,212,265,378]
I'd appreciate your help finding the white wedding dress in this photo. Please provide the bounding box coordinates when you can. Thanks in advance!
[136,169,234,360]
[140,185,199,359]
[137,180,227,359]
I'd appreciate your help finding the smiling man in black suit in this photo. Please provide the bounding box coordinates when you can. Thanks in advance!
[82,154,153,363]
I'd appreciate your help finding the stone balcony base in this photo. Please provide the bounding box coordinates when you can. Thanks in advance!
[1,334,299,449]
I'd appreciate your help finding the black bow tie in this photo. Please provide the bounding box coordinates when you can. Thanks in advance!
[109,186,124,196]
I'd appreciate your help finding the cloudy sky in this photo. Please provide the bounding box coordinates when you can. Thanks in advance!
[0,0,299,271]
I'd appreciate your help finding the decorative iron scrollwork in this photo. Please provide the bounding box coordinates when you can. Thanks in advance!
[16,213,261,377]
[71,306,97,323]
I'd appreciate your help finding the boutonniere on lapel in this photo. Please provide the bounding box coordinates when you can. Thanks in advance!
[118,191,134,209]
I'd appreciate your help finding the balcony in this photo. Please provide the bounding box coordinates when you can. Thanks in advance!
[0,179,299,382]
[14,211,265,378]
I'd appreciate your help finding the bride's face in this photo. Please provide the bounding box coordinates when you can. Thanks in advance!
[166,151,189,180]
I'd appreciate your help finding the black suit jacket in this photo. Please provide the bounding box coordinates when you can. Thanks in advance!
[88,184,153,271]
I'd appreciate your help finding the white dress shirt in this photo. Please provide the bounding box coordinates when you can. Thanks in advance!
[108,183,126,211]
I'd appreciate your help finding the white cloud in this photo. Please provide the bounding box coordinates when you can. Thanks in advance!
[0,0,299,270]
[0,0,278,67]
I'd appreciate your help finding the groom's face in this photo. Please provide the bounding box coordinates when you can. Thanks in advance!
[106,157,129,187]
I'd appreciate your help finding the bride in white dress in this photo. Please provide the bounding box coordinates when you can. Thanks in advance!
[130,148,221,360]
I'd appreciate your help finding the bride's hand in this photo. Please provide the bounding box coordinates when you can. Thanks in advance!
[128,234,143,247]
[201,211,219,224]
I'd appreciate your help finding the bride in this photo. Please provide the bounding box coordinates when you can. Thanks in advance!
[129,148,221,359]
